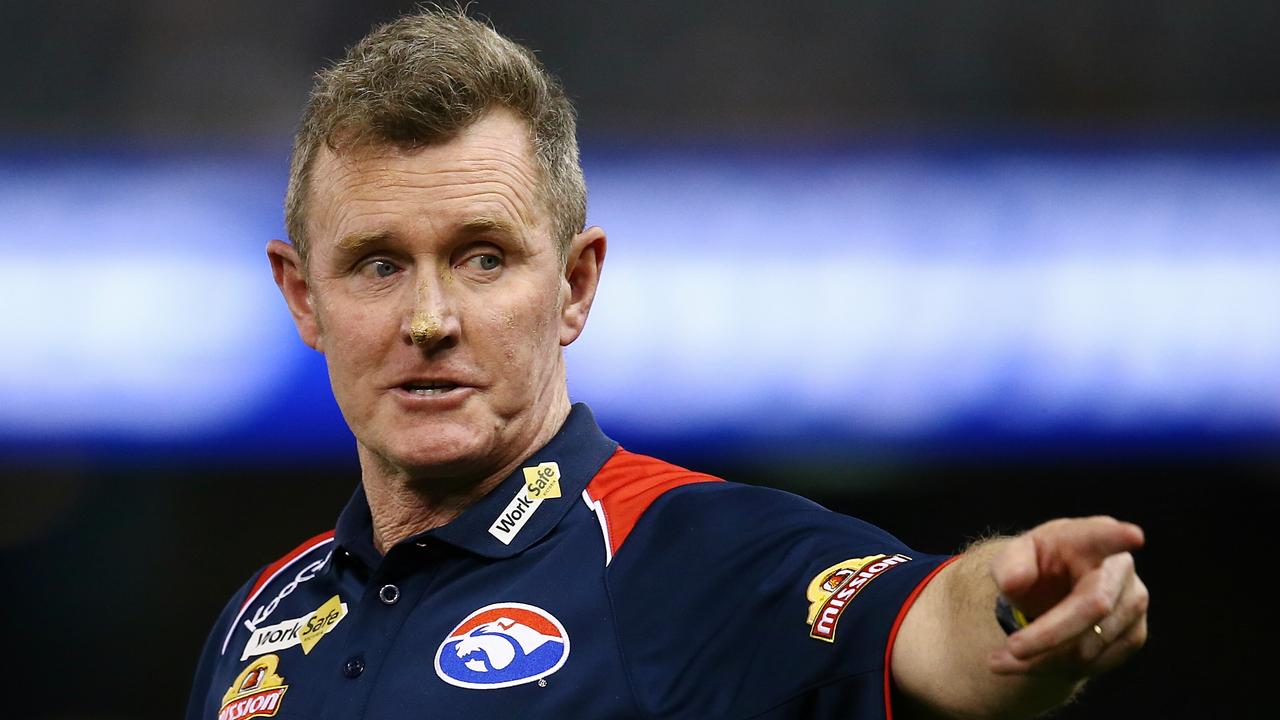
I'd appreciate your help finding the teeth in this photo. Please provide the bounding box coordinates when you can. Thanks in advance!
[406,384,458,395]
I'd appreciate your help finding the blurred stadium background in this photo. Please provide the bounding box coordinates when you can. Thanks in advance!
[2,1,1276,717]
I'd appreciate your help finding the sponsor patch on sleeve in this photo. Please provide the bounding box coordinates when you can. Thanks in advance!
[805,553,912,642]
[219,654,288,720]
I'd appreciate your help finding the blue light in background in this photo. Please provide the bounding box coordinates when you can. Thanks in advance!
[0,154,300,440]
[2,144,1277,458]
[571,149,1280,445]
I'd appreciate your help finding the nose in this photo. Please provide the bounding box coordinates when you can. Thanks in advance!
[403,276,459,350]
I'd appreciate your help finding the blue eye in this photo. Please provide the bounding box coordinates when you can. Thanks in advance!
[474,254,501,271]
[370,259,398,278]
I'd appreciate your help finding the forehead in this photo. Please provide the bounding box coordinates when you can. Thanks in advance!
[305,110,548,250]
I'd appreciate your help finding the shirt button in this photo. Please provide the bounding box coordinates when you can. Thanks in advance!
[379,584,400,605]
[343,655,365,679]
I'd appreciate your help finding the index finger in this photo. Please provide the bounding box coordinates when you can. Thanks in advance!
[1046,517,1145,571]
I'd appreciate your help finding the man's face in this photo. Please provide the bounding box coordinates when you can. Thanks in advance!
[273,109,602,479]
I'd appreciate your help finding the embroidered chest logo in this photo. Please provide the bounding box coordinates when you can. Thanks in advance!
[805,554,912,642]
[434,603,570,689]
[219,654,288,720]
[242,594,348,661]
[488,462,563,545]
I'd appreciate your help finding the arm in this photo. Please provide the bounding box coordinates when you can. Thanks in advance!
[185,572,262,720]
[890,516,1149,719]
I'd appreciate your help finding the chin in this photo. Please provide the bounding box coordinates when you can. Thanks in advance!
[380,425,494,475]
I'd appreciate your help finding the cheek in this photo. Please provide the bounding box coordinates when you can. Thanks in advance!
[486,303,555,373]
[498,311,519,364]
[500,323,538,371]
[318,303,393,371]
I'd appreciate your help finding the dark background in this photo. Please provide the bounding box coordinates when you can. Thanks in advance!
[3,2,1277,718]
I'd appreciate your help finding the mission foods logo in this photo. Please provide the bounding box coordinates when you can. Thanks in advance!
[805,554,911,642]
[219,654,288,720]
[488,462,562,545]
[434,603,570,689]
[242,595,348,661]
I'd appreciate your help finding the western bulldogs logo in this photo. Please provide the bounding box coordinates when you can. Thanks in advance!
[434,603,569,689]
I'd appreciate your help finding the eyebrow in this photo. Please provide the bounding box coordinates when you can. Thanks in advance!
[336,229,393,253]
[459,217,516,236]
[333,217,528,255]
[459,216,529,253]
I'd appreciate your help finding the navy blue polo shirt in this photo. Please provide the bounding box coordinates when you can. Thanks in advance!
[186,405,953,720]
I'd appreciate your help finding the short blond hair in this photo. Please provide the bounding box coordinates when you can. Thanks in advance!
[284,7,586,262]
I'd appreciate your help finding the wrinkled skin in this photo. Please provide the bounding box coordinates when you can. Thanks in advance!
[269,109,605,536]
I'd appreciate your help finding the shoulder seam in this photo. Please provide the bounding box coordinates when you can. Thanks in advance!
[218,530,335,656]
[601,550,661,720]
[583,448,721,562]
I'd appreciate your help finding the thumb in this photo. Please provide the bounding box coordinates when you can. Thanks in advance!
[990,533,1040,600]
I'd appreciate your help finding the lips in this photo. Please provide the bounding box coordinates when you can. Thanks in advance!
[391,374,478,396]
[401,382,460,395]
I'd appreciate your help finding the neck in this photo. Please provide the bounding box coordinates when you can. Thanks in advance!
[359,394,572,555]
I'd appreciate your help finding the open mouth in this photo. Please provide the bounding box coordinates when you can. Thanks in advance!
[401,382,461,396]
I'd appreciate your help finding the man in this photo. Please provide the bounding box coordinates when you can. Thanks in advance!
[187,8,1148,720]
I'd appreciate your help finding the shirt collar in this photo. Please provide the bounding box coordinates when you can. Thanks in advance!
[333,403,617,565]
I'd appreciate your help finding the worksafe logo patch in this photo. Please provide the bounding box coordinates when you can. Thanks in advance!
[219,654,288,720]
[434,603,569,689]
[488,462,563,545]
[805,554,911,642]
[241,594,348,660]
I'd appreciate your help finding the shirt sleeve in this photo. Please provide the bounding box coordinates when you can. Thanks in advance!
[184,570,262,720]
[604,482,952,720]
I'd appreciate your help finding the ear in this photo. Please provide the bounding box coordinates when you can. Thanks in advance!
[267,239,325,352]
[559,226,607,346]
